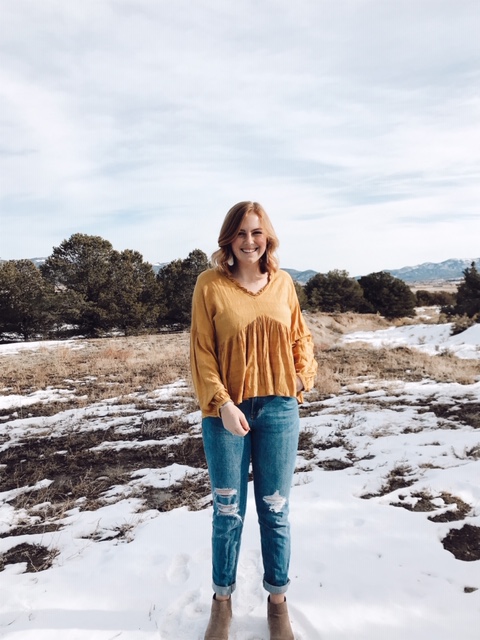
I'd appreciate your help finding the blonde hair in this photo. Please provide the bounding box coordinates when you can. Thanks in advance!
[211,201,279,275]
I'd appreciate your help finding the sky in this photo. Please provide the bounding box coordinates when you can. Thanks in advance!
[1,0,480,276]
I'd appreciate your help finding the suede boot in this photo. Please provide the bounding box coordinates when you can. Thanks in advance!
[204,595,232,640]
[267,596,294,640]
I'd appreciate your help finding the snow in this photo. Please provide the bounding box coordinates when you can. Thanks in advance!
[1,327,480,639]
[342,322,480,359]
[0,339,83,357]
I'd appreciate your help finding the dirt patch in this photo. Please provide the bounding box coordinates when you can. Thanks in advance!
[0,415,207,522]
[142,472,211,512]
[428,498,472,523]
[442,524,480,561]
[391,491,471,522]
[318,458,353,471]
[0,543,59,573]
[299,397,330,417]
[297,427,355,471]
[427,403,480,430]
[362,463,416,498]
[465,445,480,459]
[0,400,86,421]
[297,430,317,460]
[0,523,63,539]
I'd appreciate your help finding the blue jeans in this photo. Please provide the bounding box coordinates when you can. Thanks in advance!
[202,396,300,597]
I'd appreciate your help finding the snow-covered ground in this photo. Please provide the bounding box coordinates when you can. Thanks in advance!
[342,321,480,360]
[0,326,479,639]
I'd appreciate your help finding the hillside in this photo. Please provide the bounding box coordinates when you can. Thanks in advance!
[1,323,479,639]
[285,257,480,284]
[386,257,480,283]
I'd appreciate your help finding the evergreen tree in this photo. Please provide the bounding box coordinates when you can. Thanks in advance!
[304,270,371,313]
[454,262,480,318]
[415,289,456,307]
[101,249,160,335]
[359,271,416,319]
[41,234,116,335]
[0,260,55,340]
[157,249,209,326]
[293,280,308,310]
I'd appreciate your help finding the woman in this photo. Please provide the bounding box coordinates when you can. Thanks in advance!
[190,201,317,640]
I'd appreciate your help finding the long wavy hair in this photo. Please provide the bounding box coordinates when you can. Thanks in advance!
[211,201,279,275]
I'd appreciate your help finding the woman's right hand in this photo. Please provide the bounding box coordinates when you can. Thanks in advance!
[220,402,250,437]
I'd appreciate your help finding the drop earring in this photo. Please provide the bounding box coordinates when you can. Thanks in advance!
[227,253,234,267]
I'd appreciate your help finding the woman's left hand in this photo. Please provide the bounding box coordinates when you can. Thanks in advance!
[296,376,304,392]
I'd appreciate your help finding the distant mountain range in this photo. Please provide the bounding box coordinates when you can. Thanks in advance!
[152,262,167,274]
[285,257,480,284]
[1,257,478,285]
[282,269,318,284]
[30,258,46,268]
[384,258,480,283]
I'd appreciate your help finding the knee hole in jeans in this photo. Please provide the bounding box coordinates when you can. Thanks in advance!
[263,490,287,513]
[214,488,241,519]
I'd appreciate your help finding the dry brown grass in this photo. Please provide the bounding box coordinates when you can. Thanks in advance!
[1,317,478,412]
[0,332,190,405]
[0,543,59,573]
[313,344,480,396]
[303,309,480,397]
[304,312,391,350]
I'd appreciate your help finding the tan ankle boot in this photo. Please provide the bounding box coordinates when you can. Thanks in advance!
[204,595,232,640]
[267,597,294,640]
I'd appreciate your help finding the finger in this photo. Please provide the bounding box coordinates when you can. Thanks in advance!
[227,420,247,437]
[239,415,250,432]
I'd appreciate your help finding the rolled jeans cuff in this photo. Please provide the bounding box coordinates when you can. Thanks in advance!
[263,577,290,595]
[213,581,236,597]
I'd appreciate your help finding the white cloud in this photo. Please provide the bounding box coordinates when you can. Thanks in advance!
[1,0,479,273]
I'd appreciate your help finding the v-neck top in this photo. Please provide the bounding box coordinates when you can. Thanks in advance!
[190,267,318,417]
[223,270,270,296]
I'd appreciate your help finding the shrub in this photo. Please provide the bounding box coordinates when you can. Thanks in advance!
[304,270,372,313]
[359,271,416,319]
[415,290,456,307]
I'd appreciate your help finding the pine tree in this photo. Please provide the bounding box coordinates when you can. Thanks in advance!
[41,234,115,335]
[455,262,480,318]
[293,280,308,310]
[101,249,160,335]
[304,270,371,313]
[157,249,209,326]
[359,271,416,319]
[0,260,55,340]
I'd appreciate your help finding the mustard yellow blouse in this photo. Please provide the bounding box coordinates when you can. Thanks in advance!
[190,268,317,417]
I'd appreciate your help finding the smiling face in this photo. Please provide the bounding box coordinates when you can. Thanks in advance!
[230,213,268,268]
[213,201,279,275]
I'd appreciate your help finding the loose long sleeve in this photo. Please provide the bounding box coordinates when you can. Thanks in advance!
[190,276,232,416]
[190,268,317,417]
[289,283,318,394]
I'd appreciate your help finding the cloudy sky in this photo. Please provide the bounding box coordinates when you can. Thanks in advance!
[1,0,479,275]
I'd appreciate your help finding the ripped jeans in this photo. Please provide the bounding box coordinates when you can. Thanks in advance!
[202,396,299,597]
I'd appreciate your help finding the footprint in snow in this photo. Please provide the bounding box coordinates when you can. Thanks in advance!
[166,553,190,585]
[236,549,265,612]
[159,589,206,639]
[287,604,323,640]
